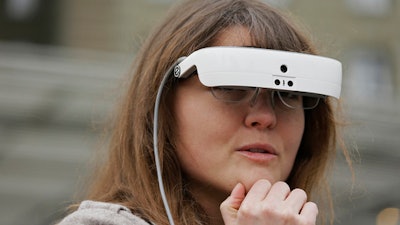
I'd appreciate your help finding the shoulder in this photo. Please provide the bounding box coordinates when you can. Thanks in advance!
[58,200,151,225]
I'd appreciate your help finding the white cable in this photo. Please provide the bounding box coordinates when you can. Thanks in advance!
[153,59,184,225]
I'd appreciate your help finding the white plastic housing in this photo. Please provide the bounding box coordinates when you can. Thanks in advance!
[175,47,342,99]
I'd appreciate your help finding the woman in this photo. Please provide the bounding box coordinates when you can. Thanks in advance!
[59,0,350,224]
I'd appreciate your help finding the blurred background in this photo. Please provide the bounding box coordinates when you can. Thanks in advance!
[0,0,399,225]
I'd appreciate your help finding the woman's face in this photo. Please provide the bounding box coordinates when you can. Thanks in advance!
[173,26,304,200]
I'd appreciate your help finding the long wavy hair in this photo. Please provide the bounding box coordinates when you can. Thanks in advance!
[80,0,351,224]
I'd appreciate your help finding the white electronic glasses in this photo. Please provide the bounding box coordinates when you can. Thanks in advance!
[174,47,342,99]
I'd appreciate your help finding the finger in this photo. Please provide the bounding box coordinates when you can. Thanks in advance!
[264,181,290,203]
[285,188,308,213]
[300,201,318,224]
[220,183,246,211]
[242,179,272,205]
[220,183,246,224]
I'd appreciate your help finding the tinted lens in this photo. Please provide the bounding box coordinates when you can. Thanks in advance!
[276,91,321,109]
[302,96,320,109]
[276,91,303,109]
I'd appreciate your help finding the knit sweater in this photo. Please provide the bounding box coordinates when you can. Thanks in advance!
[58,200,151,225]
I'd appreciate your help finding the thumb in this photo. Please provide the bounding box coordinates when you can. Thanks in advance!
[225,183,246,210]
[220,183,246,224]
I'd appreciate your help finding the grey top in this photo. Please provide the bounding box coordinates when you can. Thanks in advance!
[58,200,151,225]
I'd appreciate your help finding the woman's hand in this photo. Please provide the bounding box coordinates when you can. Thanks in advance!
[220,179,318,225]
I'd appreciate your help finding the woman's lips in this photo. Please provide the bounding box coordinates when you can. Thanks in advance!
[236,144,278,163]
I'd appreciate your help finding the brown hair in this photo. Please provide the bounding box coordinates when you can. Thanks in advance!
[81,0,350,224]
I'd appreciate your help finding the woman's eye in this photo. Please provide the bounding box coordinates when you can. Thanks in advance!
[216,87,237,92]
[212,87,253,102]
[215,87,250,92]
[214,87,251,93]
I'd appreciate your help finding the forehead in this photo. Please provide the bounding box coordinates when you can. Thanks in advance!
[212,26,252,47]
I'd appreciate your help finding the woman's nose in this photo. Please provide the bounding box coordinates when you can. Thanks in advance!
[244,90,277,129]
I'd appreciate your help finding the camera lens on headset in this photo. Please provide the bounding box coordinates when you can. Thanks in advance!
[280,65,288,73]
